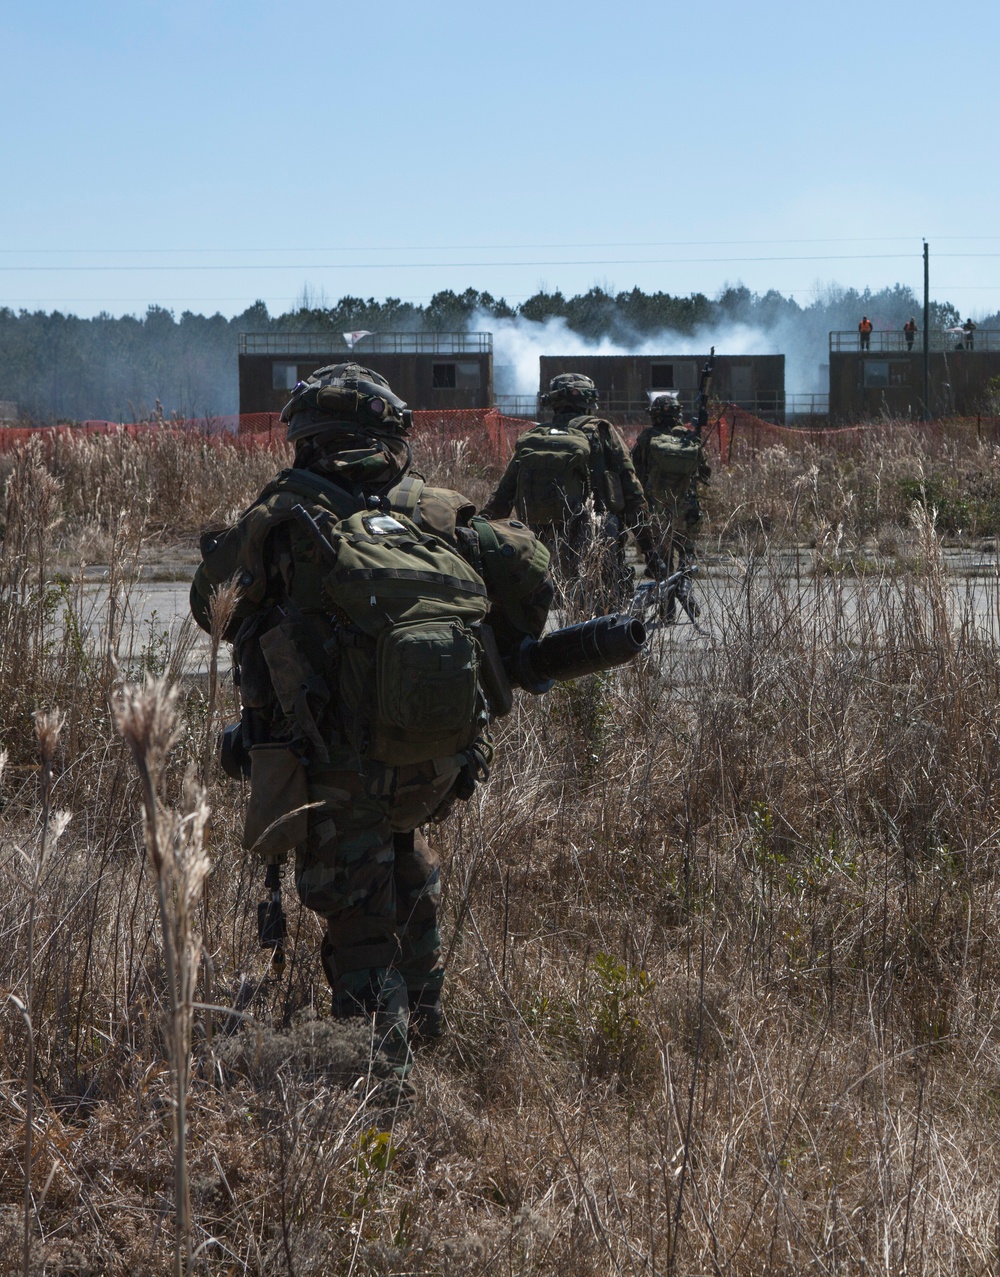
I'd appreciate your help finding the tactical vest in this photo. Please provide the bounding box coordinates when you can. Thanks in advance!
[643,432,703,503]
[512,422,593,524]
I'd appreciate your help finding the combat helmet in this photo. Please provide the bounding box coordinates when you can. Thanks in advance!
[281,363,413,486]
[540,372,599,413]
[648,393,687,429]
[281,363,412,440]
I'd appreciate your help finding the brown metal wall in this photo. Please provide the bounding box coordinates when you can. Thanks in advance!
[239,352,494,414]
[829,351,1000,421]
[537,354,785,406]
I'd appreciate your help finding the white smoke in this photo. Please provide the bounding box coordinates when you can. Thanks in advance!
[475,309,827,400]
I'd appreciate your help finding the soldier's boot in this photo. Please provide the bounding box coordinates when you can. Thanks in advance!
[677,577,700,620]
[328,966,413,1080]
[372,968,413,1079]
[408,988,444,1040]
[323,933,413,1078]
[394,829,445,1042]
[677,549,700,620]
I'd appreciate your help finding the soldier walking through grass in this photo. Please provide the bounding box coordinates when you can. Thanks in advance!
[631,394,711,622]
[481,372,664,610]
[191,364,553,1083]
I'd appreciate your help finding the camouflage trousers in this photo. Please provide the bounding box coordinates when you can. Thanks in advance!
[539,513,633,612]
[293,757,458,1024]
[653,495,701,568]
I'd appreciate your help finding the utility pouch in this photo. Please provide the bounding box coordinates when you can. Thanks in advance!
[603,469,625,514]
[242,743,309,859]
[476,623,514,717]
[372,619,480,765]
[259,620,331,759]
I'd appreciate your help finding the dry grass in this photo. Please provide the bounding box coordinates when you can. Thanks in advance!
[0,422,999,1274]
[714,418,1000,549]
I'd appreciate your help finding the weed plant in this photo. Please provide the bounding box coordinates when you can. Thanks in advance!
[0,424,998,1273]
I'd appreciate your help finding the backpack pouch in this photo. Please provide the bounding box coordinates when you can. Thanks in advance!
[645,434,702,500]
[242,742,309,859]
[372,619,481,766]
[513,426,592,524]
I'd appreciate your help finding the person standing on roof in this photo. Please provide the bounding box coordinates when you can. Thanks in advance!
[904,317,917,352]
[859,316,873,351]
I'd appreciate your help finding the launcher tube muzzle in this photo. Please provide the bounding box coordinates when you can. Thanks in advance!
[511,613,646,693]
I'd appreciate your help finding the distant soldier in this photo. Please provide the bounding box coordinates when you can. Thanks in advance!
[904,317,918,351]
[482,372,664,608]
[631,395,711,620]
[859,316,873,351]
[963,318,977,351]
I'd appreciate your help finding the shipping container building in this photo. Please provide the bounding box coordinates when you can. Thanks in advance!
[532,354,786,422]
[828,329,1000,421]
[238,332,494,415]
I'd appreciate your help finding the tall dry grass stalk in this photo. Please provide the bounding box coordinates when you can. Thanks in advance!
[115,679,211,1277]
[203,580,240,785]
[20,712,67,1275]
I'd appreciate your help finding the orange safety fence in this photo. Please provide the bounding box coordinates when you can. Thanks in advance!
[236,407,536,467]
[0,417,274,453]
[716,404,1000,462]
[2,407,997,467]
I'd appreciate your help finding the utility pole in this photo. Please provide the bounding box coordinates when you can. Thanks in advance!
[922,240,930,420]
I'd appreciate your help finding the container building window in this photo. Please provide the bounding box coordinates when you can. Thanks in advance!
[432,362,481,390]
[272,362,299,390]
[649,364,674,388]
[863,362,890,388]
[455,362,481,389]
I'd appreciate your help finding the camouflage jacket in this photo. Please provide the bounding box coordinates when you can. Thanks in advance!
[482,412,652,536]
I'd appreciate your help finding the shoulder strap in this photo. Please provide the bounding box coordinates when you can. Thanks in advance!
[571,415,610,487]
[270,467,361,521]
[387,473,426,519]
[471,514,500,556]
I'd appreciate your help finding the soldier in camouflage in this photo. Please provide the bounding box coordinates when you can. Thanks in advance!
[631,394,711,617]
[191,364,552,1078]
[482,372,663,608]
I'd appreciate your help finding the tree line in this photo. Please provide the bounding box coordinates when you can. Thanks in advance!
[0,284,983,423]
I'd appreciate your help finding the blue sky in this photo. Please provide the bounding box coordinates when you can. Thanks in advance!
[1,0,997,318]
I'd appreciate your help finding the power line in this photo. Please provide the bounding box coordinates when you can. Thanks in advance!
[3,236,1000,255]
[0,253,954,272]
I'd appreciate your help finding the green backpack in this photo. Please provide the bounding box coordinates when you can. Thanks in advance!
[644,432,702,501]
[316,506,491,766]
[195,468,492,769]
[513,423,593,524]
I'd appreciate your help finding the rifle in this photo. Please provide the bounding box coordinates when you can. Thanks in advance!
[632,564,702,631]
[695,346,715,440]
